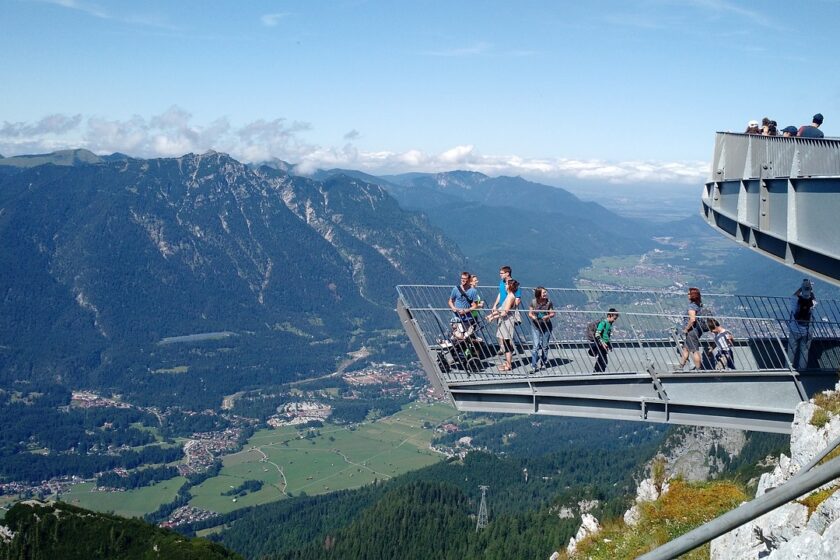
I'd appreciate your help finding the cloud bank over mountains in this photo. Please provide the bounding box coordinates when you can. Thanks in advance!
[1,107,707,185]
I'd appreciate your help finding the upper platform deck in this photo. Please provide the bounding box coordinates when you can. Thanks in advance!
[702,132,840,286]
[397,286,840,433]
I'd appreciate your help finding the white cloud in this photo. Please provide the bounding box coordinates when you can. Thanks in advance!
[37,0,179,30]
[261,13,289,27]
[0,109,707,185]
[1,113,82,137]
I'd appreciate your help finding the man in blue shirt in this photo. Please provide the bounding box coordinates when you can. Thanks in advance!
[492,265,522,311]
[448,271,478,325]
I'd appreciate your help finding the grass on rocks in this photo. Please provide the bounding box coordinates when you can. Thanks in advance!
[567,479,748,560]
[811,391,840,428]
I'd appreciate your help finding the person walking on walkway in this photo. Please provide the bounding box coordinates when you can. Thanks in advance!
[591,309,619,373]
[678,288,705,371]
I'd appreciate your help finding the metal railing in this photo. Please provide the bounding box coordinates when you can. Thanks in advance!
[398,286,840,382]
[709,132,840,181]
[639,435,840,560]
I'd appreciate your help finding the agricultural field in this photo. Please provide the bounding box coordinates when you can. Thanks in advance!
[578,255,678,291]
[59,477,188,518]
[188,401,456,514]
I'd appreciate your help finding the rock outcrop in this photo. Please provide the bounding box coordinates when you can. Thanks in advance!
[660,426,747,481]
[623,476,671,528]
[566,513,601,556]
[711,386,840,559]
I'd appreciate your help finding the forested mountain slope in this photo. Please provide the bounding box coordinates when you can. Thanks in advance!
[0,150,462,405]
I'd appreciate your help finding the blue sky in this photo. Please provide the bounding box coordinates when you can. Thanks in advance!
[1,0,838,184]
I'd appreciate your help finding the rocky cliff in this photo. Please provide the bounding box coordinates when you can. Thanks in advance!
[711,385,840,559]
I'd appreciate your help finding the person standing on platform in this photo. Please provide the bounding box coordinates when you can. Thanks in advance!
[492,266,522,311]
[797,113,824,138]
[591,309,619,373]
[788,279,816,370]
[488,279,520,372]
[528,286,555,373]
[448,271,478,326]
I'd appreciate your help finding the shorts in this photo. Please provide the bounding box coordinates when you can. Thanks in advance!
[684,329,700,352]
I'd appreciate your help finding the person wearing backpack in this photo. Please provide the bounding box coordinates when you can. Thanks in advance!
[589,309,619,373]
[448,271,478,326]
[707,319,735,370]
[788,279,816,369]
[678,287,705,371]
[528,287,555,373]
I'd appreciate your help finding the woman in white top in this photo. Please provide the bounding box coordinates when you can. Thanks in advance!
[488,279,519,371]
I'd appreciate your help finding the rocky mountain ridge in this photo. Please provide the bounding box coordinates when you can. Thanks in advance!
[0,150,462,402]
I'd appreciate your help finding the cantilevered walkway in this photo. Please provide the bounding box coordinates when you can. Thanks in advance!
[702,132,840,284]
[400,133,840,435]
[397,286,840,434]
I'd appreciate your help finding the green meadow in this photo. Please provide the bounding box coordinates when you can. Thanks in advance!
[29,402,455,520]
[188,401,456,514]
[59,477,188,519]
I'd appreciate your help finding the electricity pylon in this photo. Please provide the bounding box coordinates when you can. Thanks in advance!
[476,485,489,531]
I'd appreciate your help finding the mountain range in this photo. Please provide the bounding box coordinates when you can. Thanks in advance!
[314,169,654,286]
[0,148,666,408]
[0,150,466,404]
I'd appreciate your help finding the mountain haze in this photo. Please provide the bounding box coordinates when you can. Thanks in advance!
[316,169,654,286]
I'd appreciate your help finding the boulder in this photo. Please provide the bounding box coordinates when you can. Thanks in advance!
[623,505,641,528]
[819,517,840,555]
[766,529,824,559]
[711,502,808,560]
[806,491,840,535]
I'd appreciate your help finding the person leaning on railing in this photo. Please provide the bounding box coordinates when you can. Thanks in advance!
[788,279,816,370]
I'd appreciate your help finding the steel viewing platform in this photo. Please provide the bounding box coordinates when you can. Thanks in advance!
[397,286,840,434]
[399,134,840,434]
[702,132,840,284]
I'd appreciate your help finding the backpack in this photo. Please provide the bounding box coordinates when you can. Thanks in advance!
[585,320,600,342]
[794,297,813,324]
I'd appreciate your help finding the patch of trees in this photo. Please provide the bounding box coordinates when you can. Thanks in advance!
[96,465,180,490]
[721,431,790,484]
[330,396,409,424]
[221,480,263,497]
[160,411,230,438]
[0,444,183,484]
[0,501,240,559]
